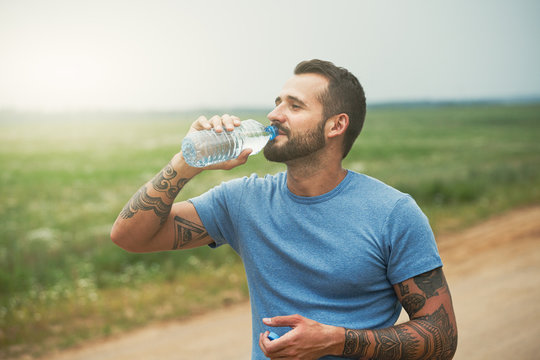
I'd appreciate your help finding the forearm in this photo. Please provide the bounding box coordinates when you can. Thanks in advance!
[111,152,201,251]
[342,315,458,359]
[260,270,457,359]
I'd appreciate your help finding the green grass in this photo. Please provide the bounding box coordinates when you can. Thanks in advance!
[1,104,540,358]
[344,104,540,231]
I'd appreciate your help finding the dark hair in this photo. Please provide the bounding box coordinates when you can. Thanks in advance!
[294,59,366,158]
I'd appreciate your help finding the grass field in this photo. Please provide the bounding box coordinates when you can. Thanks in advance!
[1,104,539,358]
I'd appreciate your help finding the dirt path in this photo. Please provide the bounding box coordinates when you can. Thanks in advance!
[42,206,540,360]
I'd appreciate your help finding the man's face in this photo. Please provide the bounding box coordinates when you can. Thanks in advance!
[264,73,328,163]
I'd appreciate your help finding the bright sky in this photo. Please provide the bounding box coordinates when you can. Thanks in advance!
[1,0,539,111]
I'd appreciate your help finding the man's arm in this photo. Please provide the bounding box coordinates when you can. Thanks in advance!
[259,267,457,359]
[110,152,209,252]
[110,114,250,253]
[341,267,457,359]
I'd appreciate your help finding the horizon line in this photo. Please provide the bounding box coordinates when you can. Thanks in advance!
[1,96,540,115]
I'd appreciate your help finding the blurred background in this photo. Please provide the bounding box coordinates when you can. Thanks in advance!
[1,0,540,111]
[1,0,539,359]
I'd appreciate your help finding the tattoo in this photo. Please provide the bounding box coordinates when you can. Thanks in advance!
[120,163,191,225]
[173,216,208,249]
[397,326,421,359]
[343,326,422,359]
[343,288,458,360]
[402,294,426,318]
[152,162,189,199]
[346,310,455,360]
[409,305,458,360]
[399,282,410,296]
[413,268,444,299]
[343,329,370,357]
[120,186,171,224]
[371,326,419,359]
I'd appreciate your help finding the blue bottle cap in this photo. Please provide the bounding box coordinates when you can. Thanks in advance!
[265,125,278,140]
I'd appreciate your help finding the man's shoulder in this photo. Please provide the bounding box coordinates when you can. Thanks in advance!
[346,171,406,199]
[343,171,419,220]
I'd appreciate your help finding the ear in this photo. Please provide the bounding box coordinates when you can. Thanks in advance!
[327,113,349,138]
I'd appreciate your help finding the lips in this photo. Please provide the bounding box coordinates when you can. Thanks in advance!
[272,124,289,136]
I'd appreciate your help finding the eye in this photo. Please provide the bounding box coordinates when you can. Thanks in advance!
[291,104,301,110]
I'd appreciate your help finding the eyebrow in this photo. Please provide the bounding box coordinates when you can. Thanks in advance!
[275,95,307,107]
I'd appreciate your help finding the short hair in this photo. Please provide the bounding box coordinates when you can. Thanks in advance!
[294,59,366,158]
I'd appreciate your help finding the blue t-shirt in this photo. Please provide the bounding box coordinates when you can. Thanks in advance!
[190,171,442,360]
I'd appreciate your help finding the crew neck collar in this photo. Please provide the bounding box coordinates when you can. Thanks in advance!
[284,170,351,204]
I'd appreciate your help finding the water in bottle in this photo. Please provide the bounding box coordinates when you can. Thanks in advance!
[181,119,278,167]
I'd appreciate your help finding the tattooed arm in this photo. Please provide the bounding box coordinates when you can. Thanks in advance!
[110,114,250,253]
[342,267,458,359]
[258,267,457,359]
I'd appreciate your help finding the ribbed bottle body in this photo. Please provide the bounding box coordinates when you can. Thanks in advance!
[181,119,277,167]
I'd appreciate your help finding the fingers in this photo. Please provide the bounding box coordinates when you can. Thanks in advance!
[191,114,241,133]
[259,331,289,358]
[263,314,303,327]
[214,114,241,132]
[259,331,269,353]
[259,314,303,358]
[260,315,335,359]
[185,114,247,171]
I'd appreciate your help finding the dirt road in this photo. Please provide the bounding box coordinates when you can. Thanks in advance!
[43,206,540,360]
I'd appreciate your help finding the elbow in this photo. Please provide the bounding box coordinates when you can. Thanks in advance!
[110,226,130,251]
[447,330,458,359]
[415,315,458,359]
[441,325,458,360]
[110,224,143,253]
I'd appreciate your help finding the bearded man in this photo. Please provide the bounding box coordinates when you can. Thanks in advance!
[111,59,457,360]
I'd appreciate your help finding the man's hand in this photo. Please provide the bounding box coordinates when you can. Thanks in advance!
[182,114,252,171]
[258,314,344,360]
[189,114,242,134]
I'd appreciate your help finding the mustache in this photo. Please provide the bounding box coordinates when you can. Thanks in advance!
[271,123,290,135]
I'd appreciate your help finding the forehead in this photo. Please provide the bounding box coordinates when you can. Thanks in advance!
[279,73,328,105]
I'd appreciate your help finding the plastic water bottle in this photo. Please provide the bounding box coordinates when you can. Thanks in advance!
[181,119,278,167]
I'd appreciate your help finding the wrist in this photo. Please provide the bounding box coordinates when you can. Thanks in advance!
[173,152,203,178]
[325,325,346,357]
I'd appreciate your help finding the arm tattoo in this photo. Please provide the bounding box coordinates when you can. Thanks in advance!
[152,162,190,200]
[120,186,171,224]
[120,163,191,225]
[401,294,426,318]
[342,268,456,358]
[343,327,419,359]
[413,268,444,298]
[342,308,456,360]
[372,326,418,359]
[343,329,370,357]
[409,306,458,360]
[398,282,410,296]
[173,216,208,249]
[399,279,427,317]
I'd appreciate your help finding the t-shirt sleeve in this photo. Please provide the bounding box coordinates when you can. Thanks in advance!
[188,177,245,250]
[383,195,443,285]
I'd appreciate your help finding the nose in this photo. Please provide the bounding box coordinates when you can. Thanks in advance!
[267,104,286,124]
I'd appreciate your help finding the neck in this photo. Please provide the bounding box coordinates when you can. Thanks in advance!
[285,152,347,197]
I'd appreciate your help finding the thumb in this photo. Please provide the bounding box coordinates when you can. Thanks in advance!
[263,314,303,327]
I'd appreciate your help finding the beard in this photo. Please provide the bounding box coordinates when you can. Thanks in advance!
[263,120,326,163]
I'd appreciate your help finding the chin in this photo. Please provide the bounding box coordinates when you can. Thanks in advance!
[263,144,283,162]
